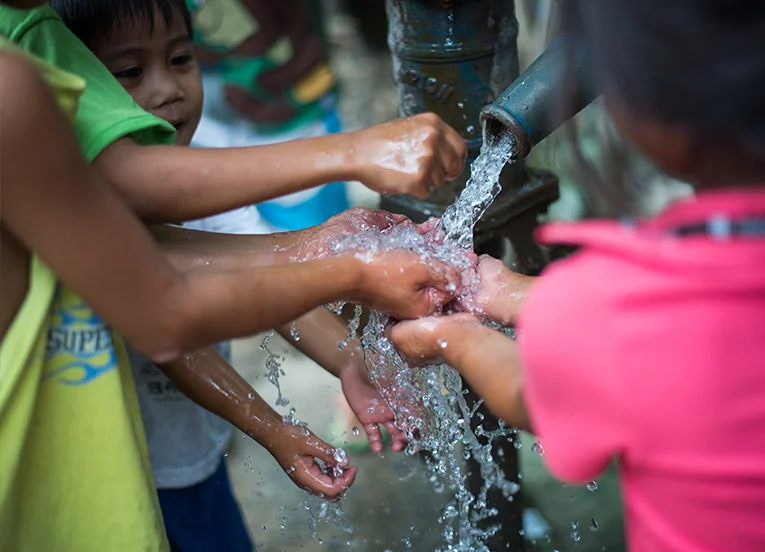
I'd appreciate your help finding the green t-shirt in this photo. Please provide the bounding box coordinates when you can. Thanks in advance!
[0,5,175,160]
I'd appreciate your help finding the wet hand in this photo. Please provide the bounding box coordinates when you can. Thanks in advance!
[298,207,410,261]
[351,113,467,199]
[268,424,357,500]
[459,255,535,326]
[339,360,407,453]
[389,313,482,364]
[353,250,460,319]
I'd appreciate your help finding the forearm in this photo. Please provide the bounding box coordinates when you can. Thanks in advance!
[171,256,366,354]
[157,347,283,444]
[152,224,310,272]
[443,323,532,432]
[95,134,358,224]
[277,307,363,378]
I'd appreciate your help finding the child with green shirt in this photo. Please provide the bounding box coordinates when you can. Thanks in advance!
[0,30,459,552]
[0,2,469,551]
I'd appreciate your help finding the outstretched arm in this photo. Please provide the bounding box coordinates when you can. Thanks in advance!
[390,314,533,432]
[96,113,466,223]
[151,208,408,273]
[278,308,408,452]
[158,347,356,498]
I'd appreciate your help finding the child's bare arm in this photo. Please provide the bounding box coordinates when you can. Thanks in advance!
[0,54,455,364]
[277,308,408,453]
[157,347,355,498]
[390,314,533,432]
[150,207,408,273]
[277,308,361,378]
[94,113,466,223]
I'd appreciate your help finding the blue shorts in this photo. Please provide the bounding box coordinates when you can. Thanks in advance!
[158,459,253,552]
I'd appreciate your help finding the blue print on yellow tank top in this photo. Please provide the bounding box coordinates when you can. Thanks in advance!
[44,286,117,385]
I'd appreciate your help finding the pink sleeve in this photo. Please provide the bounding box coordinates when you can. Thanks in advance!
[518,254,627,483]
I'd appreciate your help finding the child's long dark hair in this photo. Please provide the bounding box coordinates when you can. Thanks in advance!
[50,0,193,49]
[563,0,765,159]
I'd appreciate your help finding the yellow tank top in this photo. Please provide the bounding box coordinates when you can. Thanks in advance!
[0,38,168,551]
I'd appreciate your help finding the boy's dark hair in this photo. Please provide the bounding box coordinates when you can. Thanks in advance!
[562,0,765,157]
[50,0,193,50]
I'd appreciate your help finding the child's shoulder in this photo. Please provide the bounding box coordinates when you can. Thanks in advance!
[0,4,63,41]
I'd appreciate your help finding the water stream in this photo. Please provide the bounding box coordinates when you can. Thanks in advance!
[331,129,519,551]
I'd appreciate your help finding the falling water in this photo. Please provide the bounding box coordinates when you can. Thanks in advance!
[441,130,517,249]
[261,330,290,407]
[327,129,520,551]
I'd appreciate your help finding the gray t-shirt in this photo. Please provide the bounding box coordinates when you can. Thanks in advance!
[131,209,270,489]
[129,343,234,489]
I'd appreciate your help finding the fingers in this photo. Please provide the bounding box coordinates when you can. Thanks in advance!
[363,422,384,454]
[425,261,460,295]
[389,318,442,361]
[292,438,358,499]
[439,121,468,181]
[428,162,446,198]
[414,217,440,236]
[296,456,357,500]
[384,422,408,452]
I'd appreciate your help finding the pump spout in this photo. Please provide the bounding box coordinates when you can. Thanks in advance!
[480,37,599,159]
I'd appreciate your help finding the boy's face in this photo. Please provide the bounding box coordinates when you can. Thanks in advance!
[92,8,202,146]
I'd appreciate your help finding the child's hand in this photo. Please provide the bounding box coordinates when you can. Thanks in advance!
[351,113,467,199]
[267,424,357,500]
[459,255,535,326]
[389,313,482,364]
[297,207,409,261]
[353,250,459,319]
[339,362,407,453]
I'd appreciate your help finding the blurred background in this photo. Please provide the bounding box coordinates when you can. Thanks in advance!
[211,1,692,550]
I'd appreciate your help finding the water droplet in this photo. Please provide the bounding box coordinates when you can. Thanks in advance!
[531,441,545,456]
[352,427,360,436]
[589,518,599,532]
[437,338,448,349]
[586,480,599,492]
[571,521,581,543]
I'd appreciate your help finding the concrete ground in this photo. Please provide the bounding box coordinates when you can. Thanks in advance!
[221,7,627,552]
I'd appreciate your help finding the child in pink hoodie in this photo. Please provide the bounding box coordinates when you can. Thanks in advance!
[392,0,765,550]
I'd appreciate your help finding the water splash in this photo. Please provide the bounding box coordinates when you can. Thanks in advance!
[261,331,289,407]
[290,322,301,342]
[338,305,363,350]
[441,131,516,249]
[329,130,520,551]
[305,497,354,538]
